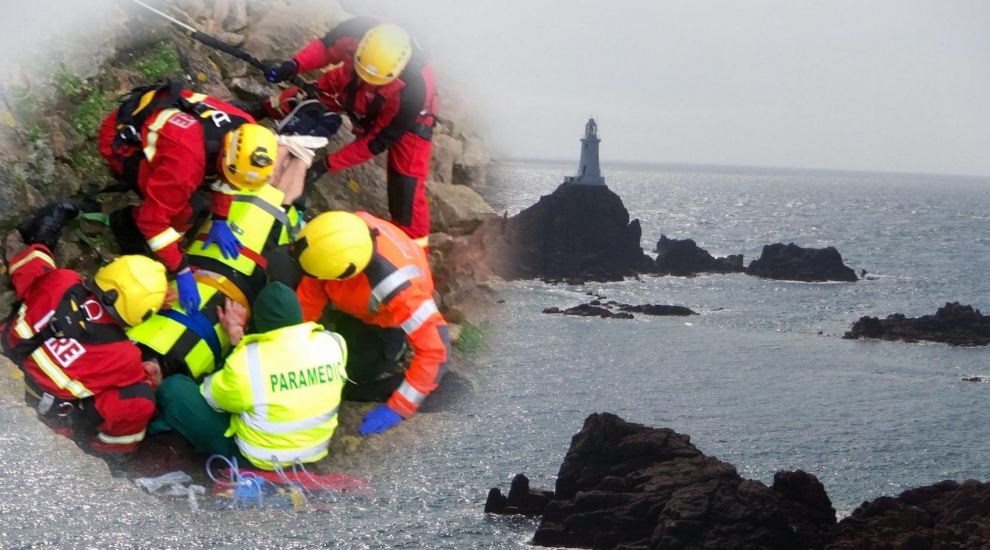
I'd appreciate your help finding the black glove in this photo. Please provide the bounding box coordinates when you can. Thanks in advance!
[266,59,298,83]
[18,199,80,251]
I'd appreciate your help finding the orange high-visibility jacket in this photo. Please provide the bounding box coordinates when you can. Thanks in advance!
[296,212,448,416]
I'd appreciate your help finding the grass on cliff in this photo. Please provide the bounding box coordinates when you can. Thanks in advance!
[132,42,183,81]
[453,323,487,356]
[73,92,116,138]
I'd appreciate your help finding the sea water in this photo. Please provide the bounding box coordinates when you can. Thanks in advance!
[2,161,989,547]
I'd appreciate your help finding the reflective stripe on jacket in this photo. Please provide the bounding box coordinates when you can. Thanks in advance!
[201,322,347,470]
[296,212,448,417]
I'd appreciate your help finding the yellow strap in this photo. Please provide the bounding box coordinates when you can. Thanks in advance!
[194,273,252,317]
[147,227,182,252]
[412,235,430,248]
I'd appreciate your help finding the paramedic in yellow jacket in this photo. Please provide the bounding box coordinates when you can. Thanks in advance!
[154,282,347,469]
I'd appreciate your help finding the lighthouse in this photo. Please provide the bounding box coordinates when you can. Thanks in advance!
[564,118,605,186]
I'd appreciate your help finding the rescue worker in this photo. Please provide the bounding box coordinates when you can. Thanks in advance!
[292,211,450,435]
[97,81,280,313]
[154,282,348,470]
[261,16,439,248]
[126,181,303,381]
[1,201,168,451]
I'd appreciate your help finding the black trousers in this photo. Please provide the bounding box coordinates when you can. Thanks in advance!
[326,312,407,402]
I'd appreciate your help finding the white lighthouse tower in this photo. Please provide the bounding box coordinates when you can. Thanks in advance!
[564,118,605,186]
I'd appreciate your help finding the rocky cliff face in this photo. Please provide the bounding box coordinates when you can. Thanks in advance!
[0,0,495,321]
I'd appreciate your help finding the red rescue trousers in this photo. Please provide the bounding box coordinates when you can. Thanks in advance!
[386,133,432,245]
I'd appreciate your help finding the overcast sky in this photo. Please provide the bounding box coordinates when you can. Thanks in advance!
[2,1,988,176]
[367,0,990,176]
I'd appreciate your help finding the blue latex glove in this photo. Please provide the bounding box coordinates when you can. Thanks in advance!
[359,405,402,436]
[203,219,241,259]
[176,268,201,312]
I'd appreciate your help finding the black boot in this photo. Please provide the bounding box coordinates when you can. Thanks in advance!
[18,199,80,251]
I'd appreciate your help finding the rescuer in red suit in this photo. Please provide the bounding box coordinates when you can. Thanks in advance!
[1,201,168,451]
[97,83,279,312]
[261,17,438,248]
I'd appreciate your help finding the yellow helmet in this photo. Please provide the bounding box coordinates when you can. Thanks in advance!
[92,255,168,326]
[291,212,373,280]
[354,23,412,86]
[221,123,278,190]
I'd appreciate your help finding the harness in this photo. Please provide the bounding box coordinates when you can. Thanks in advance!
[342,77,387,135]
[111,80,248,188]
[1,284,127,365]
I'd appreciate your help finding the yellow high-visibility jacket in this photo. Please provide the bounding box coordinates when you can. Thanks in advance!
[201,322,347,470]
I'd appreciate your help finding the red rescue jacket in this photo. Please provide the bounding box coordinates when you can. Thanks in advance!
[275,16,438,172]
[3,245,152,439]
[296,212,449,416]
[98,91,254,272]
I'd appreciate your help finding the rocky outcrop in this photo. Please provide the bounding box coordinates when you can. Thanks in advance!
[829,479,990,549]
[489,413,836,549]
[747,242,857,282]
[484,183,653,282]
[543,304,634,319]
[543,300,696,320]
[844,302,990,346]
[484,474,553,516]
[487,413,990,549]
[654,235,744,276]
[427,231,501,325]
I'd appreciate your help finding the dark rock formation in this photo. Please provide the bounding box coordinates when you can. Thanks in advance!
[484,474,554,517]
[542,304,634,319]
[503,413,836,549]
[654,235,745,276]
[747,242,858,282]
[844,302,990,346]
[828,479,990,549]
[486,413,990,549]
[543,301,696,320]
[616,303,696,317]
[486,183,654,282]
